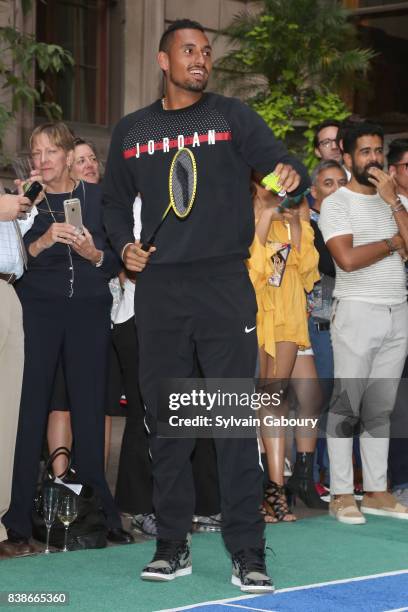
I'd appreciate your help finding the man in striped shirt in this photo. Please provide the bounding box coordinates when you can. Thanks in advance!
[319,122,408,525]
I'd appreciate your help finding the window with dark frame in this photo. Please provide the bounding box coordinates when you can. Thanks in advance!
[344,0,408,130]
[36,0,109,126]
[344,1,408,7]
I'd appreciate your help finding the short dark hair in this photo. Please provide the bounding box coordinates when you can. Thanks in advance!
[159,19,206,53]
[342,122,384,155]
[313,119,341,149]
[311,160,346,185]
[387,138,408,167]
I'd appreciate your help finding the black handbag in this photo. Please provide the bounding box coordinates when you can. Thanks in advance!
[32,446,107,550]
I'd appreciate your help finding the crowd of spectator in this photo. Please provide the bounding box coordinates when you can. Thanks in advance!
[0,17,407,594]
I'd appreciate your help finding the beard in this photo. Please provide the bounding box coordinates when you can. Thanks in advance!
[169,70,209,93]
[352,160,383,186]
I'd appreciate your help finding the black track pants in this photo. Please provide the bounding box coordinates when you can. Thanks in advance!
[135,258,264,554]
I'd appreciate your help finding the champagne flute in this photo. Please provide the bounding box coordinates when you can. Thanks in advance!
[12,154,34,192]
[58,492,78,552]
[42,485,60,554]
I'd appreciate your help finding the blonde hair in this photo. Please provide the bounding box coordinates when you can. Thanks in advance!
[30,122,75,153]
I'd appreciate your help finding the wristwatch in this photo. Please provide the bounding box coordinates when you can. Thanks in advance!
[384,238,397,255]
[390,196,405,214]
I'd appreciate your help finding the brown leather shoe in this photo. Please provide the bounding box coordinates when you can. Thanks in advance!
[361,492,408,520]
[0,540,38,558]
[0,542,13,559]
[329,494,366,525]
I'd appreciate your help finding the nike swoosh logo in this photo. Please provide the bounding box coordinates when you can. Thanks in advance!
[245,326,256,333]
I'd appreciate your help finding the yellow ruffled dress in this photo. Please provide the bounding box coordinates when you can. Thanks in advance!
[247,220,320,360]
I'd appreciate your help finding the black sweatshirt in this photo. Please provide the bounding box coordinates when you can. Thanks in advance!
[19,182,121,299]
[102,93,310,265]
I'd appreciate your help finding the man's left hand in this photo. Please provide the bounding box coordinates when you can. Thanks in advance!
[367,167,398,206]
[273,163,301,194]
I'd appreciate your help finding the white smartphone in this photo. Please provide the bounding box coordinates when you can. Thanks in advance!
[63,198,83,232]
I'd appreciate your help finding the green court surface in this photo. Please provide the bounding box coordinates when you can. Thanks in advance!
[0,515,407,612]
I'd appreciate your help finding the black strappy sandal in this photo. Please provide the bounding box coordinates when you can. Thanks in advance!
[263,481,297,522]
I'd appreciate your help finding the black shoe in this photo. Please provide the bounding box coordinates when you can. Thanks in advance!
[106,528,134,545]
[192,513,222,532]
[140,533,192,581]
[231,545,274,593]
[286,452,328,509]
[6,529,29,545]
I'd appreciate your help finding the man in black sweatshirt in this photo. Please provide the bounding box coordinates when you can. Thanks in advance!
[103,19,309,592]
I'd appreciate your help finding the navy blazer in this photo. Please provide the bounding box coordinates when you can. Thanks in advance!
[19,181,121,299]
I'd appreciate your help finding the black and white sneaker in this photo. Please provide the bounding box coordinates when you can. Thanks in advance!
[231,546,274,593]
[192,513,222,532]
[140,534,192,581]
[131,513,157,537]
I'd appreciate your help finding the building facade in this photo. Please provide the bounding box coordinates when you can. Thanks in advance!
[1,0,253,164]
[1,0,407,170]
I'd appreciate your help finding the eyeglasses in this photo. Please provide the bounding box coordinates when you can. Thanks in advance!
[393,162,408,171]
[318,138,338,149]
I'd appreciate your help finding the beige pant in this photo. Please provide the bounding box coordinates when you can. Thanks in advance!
[327,299,408,495]
[0,282,24,542]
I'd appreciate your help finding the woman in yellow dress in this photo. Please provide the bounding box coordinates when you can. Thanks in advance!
[247,182,320,522]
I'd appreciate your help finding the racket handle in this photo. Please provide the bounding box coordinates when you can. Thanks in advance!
[141,214,167,251]
[141,240,153,252]
[141,228,158,251]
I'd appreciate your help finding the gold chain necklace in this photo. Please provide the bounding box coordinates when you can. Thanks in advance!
[42,179,76,222]
[41,179,78,298]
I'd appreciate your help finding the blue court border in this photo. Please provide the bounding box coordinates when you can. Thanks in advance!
[156,569,408,612]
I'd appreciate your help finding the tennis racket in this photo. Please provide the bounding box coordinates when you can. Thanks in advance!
[141,147,197,251]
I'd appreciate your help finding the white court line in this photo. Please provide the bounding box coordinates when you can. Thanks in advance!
[223,604,277,612]
[154,568,408,612]
[383,608,408,612]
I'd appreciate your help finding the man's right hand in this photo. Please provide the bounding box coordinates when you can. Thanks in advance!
[123,241,156,272]
[15,170,45,206]
[0,193,31,221]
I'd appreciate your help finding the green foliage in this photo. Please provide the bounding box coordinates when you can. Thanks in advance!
[297,92,350,170]
[252,88,296,141]
[216,0,375,97]
[253,90,349,170]
[0,5,73,145]
[215,0,376,167]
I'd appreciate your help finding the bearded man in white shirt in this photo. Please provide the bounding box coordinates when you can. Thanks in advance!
[319,122,408,525]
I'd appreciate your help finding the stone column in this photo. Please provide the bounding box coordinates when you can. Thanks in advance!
[123,0,164,115]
